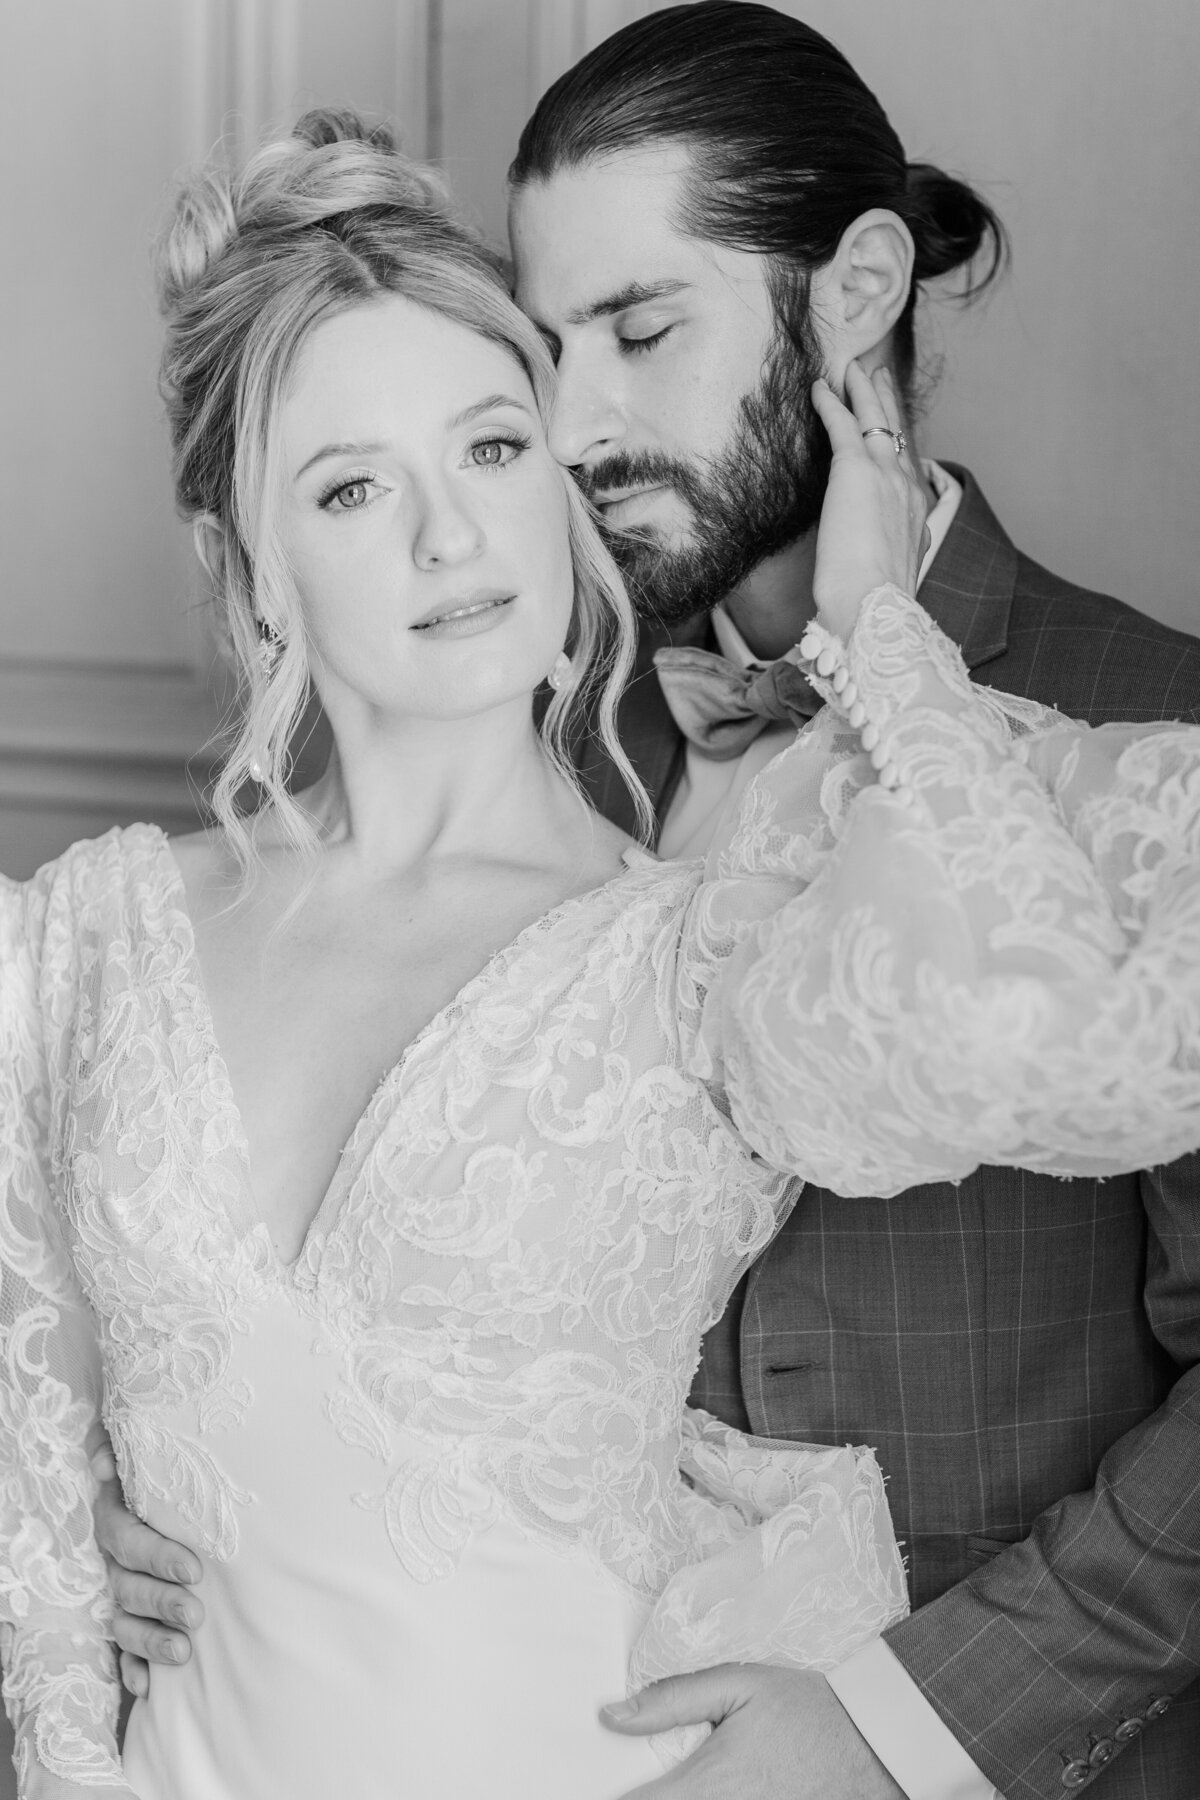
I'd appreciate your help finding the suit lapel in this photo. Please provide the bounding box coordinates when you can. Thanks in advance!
[919,464,1017,673]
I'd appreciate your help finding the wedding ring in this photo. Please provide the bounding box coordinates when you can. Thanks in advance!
[861,427,907,454]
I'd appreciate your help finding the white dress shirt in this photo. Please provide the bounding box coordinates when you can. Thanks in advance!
[659,462,1000,1800]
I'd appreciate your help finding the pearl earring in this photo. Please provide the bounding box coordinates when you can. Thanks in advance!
[548,651,573,692]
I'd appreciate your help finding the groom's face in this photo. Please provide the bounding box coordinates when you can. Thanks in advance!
[509,145,829,623]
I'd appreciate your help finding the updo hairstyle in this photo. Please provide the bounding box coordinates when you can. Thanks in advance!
[158,109,648,873]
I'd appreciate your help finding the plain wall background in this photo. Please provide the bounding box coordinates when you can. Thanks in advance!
[0,2,1198,1790]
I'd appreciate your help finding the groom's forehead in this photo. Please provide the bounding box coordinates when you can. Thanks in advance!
[509,147,697,303]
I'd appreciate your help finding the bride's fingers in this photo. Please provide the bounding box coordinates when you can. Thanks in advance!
[843,358,891,436]
[872,367,920,478]
[863,365,925,492]
[840,361,919,478]
[872,365,905,434]
[811,376,866,455]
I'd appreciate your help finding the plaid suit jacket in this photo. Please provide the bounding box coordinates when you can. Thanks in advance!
[578,469,1200,1799]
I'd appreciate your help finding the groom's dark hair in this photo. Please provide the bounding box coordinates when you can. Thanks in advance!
[509,0,1007,398]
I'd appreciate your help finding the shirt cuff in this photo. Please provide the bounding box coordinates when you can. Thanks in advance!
[826,1638,1000,1800]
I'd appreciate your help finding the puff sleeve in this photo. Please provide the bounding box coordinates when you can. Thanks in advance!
[0,868,121,1792]
[683,585,1200,1194]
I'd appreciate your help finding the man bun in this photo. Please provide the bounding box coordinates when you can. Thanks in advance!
[905,162,1009,298]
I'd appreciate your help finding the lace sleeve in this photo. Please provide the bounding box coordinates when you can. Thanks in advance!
[689,585,1200,1196]
[0,871,122,1792]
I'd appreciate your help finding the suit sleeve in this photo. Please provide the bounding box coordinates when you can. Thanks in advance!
[884,1147,1200,1799]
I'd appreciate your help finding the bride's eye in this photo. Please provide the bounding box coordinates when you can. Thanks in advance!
[317,474,379,512]
[467,432,530,471]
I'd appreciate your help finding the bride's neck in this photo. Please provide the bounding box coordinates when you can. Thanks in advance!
[290,701,573,877]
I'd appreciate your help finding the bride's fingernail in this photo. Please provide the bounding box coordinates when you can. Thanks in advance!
[602,1699,639,1722]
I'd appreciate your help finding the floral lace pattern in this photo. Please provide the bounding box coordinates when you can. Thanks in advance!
[4,586,1200,1787]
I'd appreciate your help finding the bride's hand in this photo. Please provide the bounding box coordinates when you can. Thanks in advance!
[809,361,929,642]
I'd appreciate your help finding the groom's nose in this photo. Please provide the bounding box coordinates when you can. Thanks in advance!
[546,351,626,470]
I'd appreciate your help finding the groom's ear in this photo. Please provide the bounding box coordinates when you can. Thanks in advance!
[809,209,915,387]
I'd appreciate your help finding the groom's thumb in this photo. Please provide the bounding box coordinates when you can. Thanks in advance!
[601,1665,746,1736]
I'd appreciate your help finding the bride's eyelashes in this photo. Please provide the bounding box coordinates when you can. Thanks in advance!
[315,432,533,514]
[317,470,384,513]
[464,428,532,471]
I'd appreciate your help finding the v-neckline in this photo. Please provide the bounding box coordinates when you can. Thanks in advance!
[143,825,660,1282]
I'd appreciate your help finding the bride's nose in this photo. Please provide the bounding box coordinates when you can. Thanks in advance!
[410,478,486,571]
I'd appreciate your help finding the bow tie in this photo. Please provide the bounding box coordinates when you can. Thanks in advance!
[653,645,823,761]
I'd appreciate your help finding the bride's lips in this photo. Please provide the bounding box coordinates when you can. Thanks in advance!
[409,590,517,639]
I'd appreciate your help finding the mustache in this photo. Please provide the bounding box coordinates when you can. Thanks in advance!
[572,451,698,507]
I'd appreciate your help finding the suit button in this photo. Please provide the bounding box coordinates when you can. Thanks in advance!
[1145,1695,1172,1721]
[1088,1739,1116,1767]
[1061,1762,1091,1789]
[1114,1719,1143,1742]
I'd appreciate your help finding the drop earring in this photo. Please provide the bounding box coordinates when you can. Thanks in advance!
[255,617,283,681]
[249,619,283,784]
[547,651,573,692]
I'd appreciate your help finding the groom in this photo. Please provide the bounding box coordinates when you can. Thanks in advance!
[98,6,1200,1797]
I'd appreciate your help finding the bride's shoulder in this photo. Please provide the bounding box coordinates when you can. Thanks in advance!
[578,814,686,899]
[17,821,169,897]
[165,824,223,889]
[3,822,185,979]
[586,812,643,878]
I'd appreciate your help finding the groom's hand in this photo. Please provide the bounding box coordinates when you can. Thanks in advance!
[604,1664,905,1800]
[91,1445,204,1696]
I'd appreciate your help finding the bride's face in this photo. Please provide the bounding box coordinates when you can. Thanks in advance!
[275,295,575,723]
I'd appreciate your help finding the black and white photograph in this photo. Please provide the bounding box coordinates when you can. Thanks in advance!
[2,4,1199,1798]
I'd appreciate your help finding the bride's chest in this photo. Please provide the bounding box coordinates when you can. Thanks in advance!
[52,883,763,1359]
[192,875,620,1266]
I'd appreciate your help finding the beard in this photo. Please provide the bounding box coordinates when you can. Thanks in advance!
[574,324,830,626]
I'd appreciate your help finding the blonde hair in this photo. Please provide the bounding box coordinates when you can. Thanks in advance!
[158,109,650,878]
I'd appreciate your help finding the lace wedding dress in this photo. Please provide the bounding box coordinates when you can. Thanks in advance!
[3,590,1199,1800]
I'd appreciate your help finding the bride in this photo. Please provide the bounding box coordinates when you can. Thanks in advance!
[3,112,1200,1800]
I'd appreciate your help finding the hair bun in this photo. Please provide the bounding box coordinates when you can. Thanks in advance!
[158,167,240,313]
[291,107,399,156]
[905,161,1009,298]
[159,108,455,316]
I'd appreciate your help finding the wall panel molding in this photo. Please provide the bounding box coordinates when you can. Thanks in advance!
[395,0,433,157]
[0,660,222,878]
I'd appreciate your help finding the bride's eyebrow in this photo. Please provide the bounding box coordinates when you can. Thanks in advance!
[294,440,388,481]
[449,393,534,427]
